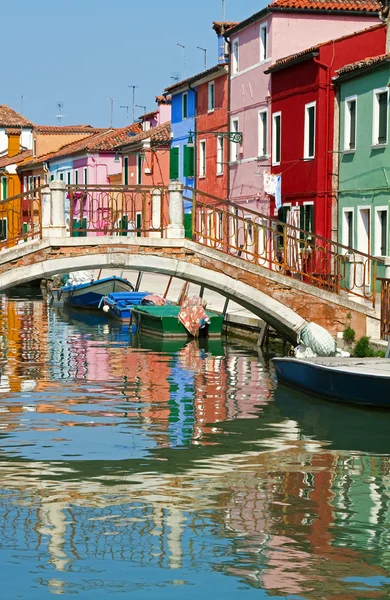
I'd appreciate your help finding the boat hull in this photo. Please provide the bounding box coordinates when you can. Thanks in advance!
[273,357,390,407]
[132,306,224,339]
[61,277,134,310]
[104,292,150,322]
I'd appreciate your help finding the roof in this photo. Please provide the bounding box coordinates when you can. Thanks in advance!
[139,109,158,121]
[164,64,228,94]
[33,124,108,134]
[17,122,143,168]
[336,52,390,78]
[156,94,171,104]
[225,0,380,37]
[0,105,33,128]
[265,22,384,73]
[0,150,32,169]
[212,21,238,35]
[115,122,171,150]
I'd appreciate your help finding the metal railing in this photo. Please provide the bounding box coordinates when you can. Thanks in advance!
[380,278,390,339]
[67,185,168,238]
[0,186,42,248]
[187,188,383,308]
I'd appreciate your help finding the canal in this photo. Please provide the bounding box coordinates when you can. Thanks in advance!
[0,291,389,598]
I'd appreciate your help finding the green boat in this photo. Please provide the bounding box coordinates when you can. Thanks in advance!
[131,306,224,339]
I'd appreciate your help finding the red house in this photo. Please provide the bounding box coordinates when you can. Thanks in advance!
[266,23,386,241]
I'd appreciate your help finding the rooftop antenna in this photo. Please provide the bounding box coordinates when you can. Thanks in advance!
[177,43,186,78]
[197,46,207,71]
[136,104,147,119]
[222,0,226,34]
[120,104,129,123]
[128,85,139,124]
[20,95,24,115]
[170,72,180,82]
[56,102,65,124]
[108,97,114,128]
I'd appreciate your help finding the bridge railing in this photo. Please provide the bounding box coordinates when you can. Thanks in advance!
[0,186,42,248]
[187,188,383,308]
[66,185,168,237]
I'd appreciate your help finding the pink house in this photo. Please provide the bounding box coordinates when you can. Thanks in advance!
[224,0,379,215]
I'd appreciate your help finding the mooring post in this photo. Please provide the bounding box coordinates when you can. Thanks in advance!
[166,181,185,239]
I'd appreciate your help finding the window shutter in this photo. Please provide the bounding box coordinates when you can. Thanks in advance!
[183,144,195,177]
[170,147,179,180]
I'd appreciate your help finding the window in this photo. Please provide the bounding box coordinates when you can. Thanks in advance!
[182,92,188,119]
[59,173,64,181]
[344,96,357,151]
[28,176,33,189]
[23,176,27,192]
[67,172,71,185]
[258,109,268,157]
[0,218,7,241]
[75,170,79,185]
[199,140,206,178]
[1,177,7,200]
[38,175,41,188]
[170,147,179,180]
[83,168,88,186]
[272,112,281,165]
[50,174,54,182]
[124,156,129,185]
[231,119,239,162]
[33,138,37,158]
[304,102,316,159]
[217,135,224,175]
[375,208,388,256]
[300,204,314,239]
[137,154,143,185]
[232,38,239,74]
[373,89,388,145]
[208,81,215,111]
[183,144,194,177]
[343,209,354,249]
[260,23,268,62]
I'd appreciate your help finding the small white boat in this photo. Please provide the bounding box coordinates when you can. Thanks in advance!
[273,356,390,407]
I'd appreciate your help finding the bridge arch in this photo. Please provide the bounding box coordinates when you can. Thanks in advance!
[1,250,306,344]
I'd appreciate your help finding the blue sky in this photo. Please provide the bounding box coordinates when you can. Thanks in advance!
[3,0,266,128]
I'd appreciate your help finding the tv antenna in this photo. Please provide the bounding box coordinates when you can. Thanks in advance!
[56,102,65,124]
[177,43,186,78]
[128,85,139,124]
[197,46,207,71]
[170,72,180,82]
[120,105,129,123]
[108,97,114,128]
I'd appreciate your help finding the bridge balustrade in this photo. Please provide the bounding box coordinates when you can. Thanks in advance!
[0,186,42,248]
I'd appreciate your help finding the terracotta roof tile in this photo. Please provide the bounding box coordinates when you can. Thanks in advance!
[164,64,228,94]
[156,94,171,104]
[0,150,32,169]
[336,52,390,75]
[212,21,238,35]
[33,124,108,134]
[115,122,171,150]
[0,105,33,128]
[270,0,380,11]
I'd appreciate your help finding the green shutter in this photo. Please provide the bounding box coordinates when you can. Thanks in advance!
[378,92,388,144]
[124,157,129,185]
[67,172,71,185]
[170,147,179,180]
[136,213,142,238]
[60,173,64,181]
[2,178,7,200]
[120,214,129,237]
[75,171,79,185]
[0,219,7,241]
[183,145,194,178]
[50,174,54,181]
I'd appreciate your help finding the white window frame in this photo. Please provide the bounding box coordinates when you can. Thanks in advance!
[342,207,354,250]
[199,139,206,178]
[304,101,316,160]
[344,95,357,152]
[375,205,388,256]
[372,87,389,146]
[258,109,268,158]
[217,135,224,175]
[272,112,281,166]
[208,81,215,112]
[260,23,268,62]
[231,119,239,162]
[232,38,239,74]
[182,92,188,120]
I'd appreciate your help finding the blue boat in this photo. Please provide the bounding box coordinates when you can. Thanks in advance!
[102,291,150,322]
[59,276,134,310]
[273,356,390,407]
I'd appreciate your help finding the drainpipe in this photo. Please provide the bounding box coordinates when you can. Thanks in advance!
[314,56,330,241]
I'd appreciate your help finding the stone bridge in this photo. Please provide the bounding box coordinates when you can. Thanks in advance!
[0,180,382,344]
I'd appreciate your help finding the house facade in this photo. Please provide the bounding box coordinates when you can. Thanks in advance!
[224,0,379,213]
[336,53,390,278]
[267,24,386,241]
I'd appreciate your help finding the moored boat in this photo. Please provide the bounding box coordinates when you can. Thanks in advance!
[132,305,224,339]
[102,291,150,322]
[273,356,390,407]
[60,276,134,310]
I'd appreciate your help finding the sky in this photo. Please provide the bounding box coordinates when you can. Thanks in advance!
[3,0,267,128]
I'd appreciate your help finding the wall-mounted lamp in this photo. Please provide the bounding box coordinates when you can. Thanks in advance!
[114,152,120,163]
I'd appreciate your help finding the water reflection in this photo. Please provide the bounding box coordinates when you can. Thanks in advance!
[0,296,389,597]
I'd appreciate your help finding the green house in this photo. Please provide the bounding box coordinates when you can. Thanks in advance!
[336,55,390,282]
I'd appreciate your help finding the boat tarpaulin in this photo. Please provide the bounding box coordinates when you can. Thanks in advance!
[178,296,210,337]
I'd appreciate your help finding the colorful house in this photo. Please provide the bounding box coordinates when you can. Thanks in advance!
[223,0,380,213]
[335,51,390,277]
[266,24,386,240]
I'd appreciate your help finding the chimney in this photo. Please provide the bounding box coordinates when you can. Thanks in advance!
[6,129,21,158]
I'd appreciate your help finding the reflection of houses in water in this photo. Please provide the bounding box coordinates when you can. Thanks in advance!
[225,352,272,420]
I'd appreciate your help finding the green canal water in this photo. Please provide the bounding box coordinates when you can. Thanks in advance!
[0,292,390,598]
